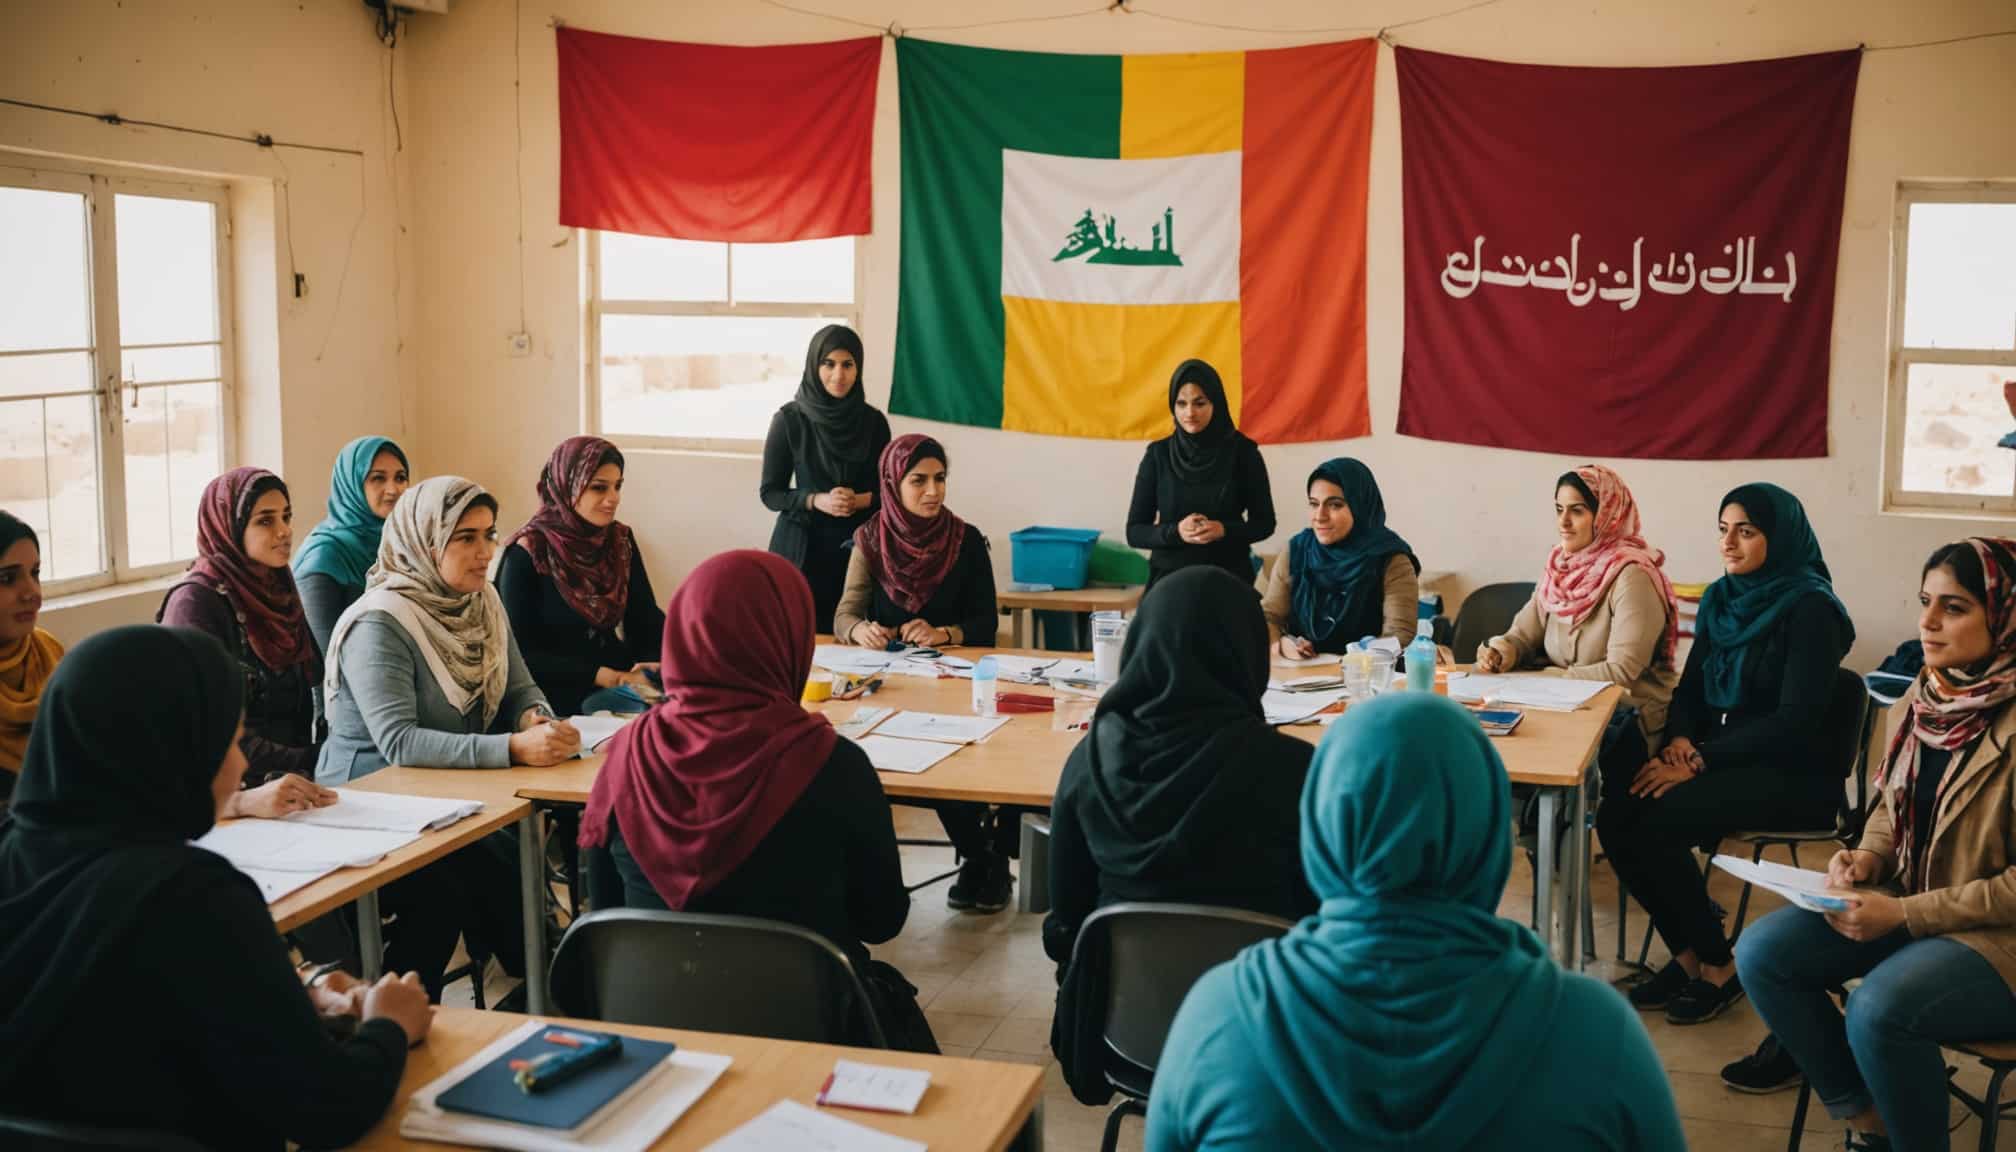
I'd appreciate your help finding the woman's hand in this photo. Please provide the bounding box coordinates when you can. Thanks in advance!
[1279,636,1315,660]
[1660,736,1702,771]
[813,488,858,517]
[509,719,581,766]
[1191,519,1227,544]
[1629,758,1695,799]
[899,619,949,647]
[1828,848,1886,889]
[362,971,434,1047]
[1176,513,1212,545]
[307,968,366,1018]
[1825,890,1908,942]
[1475,642,1509,674]
[594,665,655,692]
[851,621,894,650]
[227,774,338,819]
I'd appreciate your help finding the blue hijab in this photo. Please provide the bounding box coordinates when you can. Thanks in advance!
[1229,693,1563,1150]
[1288,459,1417,650]
[291,436,407,588]
[1696,483,1853,710]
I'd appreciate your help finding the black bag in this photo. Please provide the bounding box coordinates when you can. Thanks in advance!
[859,959,939,1054]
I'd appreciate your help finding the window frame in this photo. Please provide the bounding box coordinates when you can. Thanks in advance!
[581,229,863,455]
[0,159,236,596]
[1882,180,2016,517]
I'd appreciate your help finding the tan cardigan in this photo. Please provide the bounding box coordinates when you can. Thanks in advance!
[1859,687,2016,993]
[1259,552,1419,648]
[832,548,972,647]
[1479,564,1678,741]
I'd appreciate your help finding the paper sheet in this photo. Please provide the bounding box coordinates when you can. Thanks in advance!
[818,1059,931,1115]
[814,646,898,676]
[985,655,1099,685]
[833,706,894,741]
[569,714,633,755]
[241,863,337,904]
[1272,652,1341,669]
[286,788,484,833]
[1444,673,1607,711]
[702,1101,926,1152]
[1710,855,1854,914]
[197,820,417,872]
[872,711,1009,745]
[1262,687,1350,726]
[857,734,960,774]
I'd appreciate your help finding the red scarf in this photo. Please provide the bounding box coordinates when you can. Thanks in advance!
[579,551,837,908]
[1536,464,1678,668]
[186,467,318,673]
[502,436,634,631]
[854,434,965,614]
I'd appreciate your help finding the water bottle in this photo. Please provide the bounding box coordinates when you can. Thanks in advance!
[971,655,998,717]
[1406,619,1437,695]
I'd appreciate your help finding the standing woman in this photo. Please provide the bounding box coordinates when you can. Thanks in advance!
[1260,457,1421,657]
[761,325,891,633]
[498,435,665,716]
[1126,359,1275,589]
[294,435,410,655]
[0,511,61,813]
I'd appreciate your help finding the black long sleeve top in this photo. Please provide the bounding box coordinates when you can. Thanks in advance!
[1125,437,1276,583]
[495,544,666,717]
[1665,592,1854,780]
[759,406,892,567]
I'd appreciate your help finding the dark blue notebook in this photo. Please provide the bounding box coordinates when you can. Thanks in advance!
[436,1027,677,1131]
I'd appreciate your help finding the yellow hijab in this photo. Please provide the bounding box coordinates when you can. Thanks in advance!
[0,627,62,773]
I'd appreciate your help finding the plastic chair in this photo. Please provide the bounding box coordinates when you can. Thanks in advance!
[1449,582,1536,664]
[0,1114,213,1151]
[1787,1037,2016,1150]
[547,909,888,1048]
[1068,902,1296,1152]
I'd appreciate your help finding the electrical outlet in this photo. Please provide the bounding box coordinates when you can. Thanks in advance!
[507,331,532,358]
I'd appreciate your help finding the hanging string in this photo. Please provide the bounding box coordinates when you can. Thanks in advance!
[1122,6,1376,36]
[1863,26,2016,52]
[908,3,1117,34]
[0,96,364,157]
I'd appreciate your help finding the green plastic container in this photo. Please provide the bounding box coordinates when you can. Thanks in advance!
[1087,537,1150,586]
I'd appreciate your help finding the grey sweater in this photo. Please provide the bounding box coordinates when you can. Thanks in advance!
[315,610,548,785]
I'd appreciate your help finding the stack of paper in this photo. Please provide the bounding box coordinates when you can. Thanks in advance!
[817,1060,931,1114]
[855,735,960,775]
[1444,673,1607,711]
[704,1101,925,1152]
[1261,687,1350,726]
[873,712,1008,745]
[1710,855,1854,914]
[288,788,485,833]
[569,714,634,755]
[195,786,488,906]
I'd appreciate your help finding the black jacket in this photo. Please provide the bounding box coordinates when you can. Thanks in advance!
[760,404,891,567]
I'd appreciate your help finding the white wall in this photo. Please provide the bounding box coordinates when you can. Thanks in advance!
[1,0,417,645]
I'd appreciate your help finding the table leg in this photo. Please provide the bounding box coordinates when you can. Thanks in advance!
[520,810,549,1014]
[1567,764,1591,972]
[1535,787,1559,960]
[1017,813,1051,915]
[1013,607,1031,650]
[357,890,382,981]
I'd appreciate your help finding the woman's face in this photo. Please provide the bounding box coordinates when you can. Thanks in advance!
[438,504,499,594]
[1308,479,1354,546]
[364,449,409,518]
[1555,484,1596,554]
[0,537,42,647]
[1717,502,1768,577]
[1173,382,1214,435]
[241,488,293,569]
[210,719,250,818]
[1919,564,1996,671]
[573,462,623,527]
[819,348,859,399]
[900,458,948,519]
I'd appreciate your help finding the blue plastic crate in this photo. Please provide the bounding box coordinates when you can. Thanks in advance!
[1009,526,1102,590]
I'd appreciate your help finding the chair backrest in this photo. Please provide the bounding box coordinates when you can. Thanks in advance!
[548,909,888,1048]
[1450,582,1536,663]
[1832,666,1879,837]
[0,1114,212,1151]
[1074,902,1295,1072]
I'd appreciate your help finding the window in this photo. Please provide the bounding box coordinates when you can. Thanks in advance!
[1883,182,2016,515]
[584,231,858,451]
[0,162,232,593]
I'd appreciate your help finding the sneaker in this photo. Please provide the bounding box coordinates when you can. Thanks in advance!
[946,857,989,911]
[1666,973,1746,1025]
[1721,1034,1802,1093]
[1625,961,1690,1011]
[1844,1130,1894,1151]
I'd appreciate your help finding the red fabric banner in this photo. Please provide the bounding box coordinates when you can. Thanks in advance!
[1395,48,1859,459]
[557,28,879,242]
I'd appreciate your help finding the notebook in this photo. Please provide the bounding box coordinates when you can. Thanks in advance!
[286,788,484,833]
[435,1027,676,1132]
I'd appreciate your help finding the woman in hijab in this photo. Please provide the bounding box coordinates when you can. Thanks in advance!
[1605,484,1854,1028]
[0,625,434,1149]
[1125,359,1276,589]
[294,435,411,655]
[498,435,666,716]
[834,434,1011,911]
[0,511,60,813]
[1740,539,2016,1152]
[581,550,930,1051]
[1147,693,1684,1152]
[760,324,892,632]
[1047,565,1316,1105]
[1260,458,1421,656]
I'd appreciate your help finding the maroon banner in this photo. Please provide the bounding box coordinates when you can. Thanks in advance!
[1395,48,1859,459]
[558,28,879,243]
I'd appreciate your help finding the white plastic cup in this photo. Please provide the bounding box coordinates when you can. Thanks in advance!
[971,655,999,717]
[1091,611,1128,682]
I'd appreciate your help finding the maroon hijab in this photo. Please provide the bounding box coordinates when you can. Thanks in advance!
[502,435,635,631]
[187,466,318,673]
[579,550,838,909]
[854,434,965,615]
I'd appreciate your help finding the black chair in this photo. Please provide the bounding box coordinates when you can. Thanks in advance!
[1069,902,1296,1152]
[1787,1034,2016,1150]
[547,909,888,1048]
[0,1115,212,1151]
[1449,581,1535,664]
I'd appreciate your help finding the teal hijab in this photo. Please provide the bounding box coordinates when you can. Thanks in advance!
[291,436,407,588]
[1288,458,1417,650]
[1229,693,1563,1150]
[1696,483,1853,710]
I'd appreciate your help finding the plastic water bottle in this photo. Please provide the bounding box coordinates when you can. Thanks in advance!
[971,656,998,717]
[1406,619,1437,695]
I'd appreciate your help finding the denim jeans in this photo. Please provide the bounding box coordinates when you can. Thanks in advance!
[579,684,650,715]
[1736,906,2016,1149]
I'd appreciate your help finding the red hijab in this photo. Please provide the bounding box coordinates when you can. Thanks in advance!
[579,550,837,908]
[1536,464,1678,667]
[502,436,635,631]
[186,467,318,673]
[854,434,966,614]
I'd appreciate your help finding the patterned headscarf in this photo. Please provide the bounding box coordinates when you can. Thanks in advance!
[501,436,634,631]
[854,435,966,615]
[1535,464,1678,668]
[183,467,319,673]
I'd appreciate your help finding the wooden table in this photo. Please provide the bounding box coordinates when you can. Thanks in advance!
[352,1008,1045,1152]
[996,584,1142,648]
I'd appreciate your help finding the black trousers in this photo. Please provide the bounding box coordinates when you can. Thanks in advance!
[377,828,527,1001]
[934,802,1030,861]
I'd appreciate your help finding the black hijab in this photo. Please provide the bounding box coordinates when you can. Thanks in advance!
[786,324,875,484]
[1166,358,1242,486]
[0,625,244,1084]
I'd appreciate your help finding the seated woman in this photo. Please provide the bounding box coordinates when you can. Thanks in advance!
[1260,457,1421,657]
[1604,484,1854,1027]
[1047,565,1317,1105]
[319,476,579,997]
[582,550,932,1052]
[0,625,433,1150]
[0,511,61,813]
[294,435,411,655]
[497,435,665,716]
[835,434,1016,912]
[1147,693,1684,1152]
[1126,359,1275,589]
[1739,538,2016,1152]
